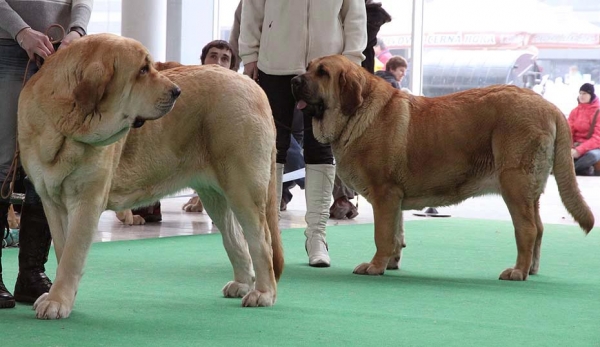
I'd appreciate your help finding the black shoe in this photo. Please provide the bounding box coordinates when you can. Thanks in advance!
[329,197,359,219]
[0,277,15,309]
[13,271,52,303]
[13,177,52,304]
[424,207,439,214]
[0,201,16,309]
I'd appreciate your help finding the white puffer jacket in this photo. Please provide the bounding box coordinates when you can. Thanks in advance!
[239,0,367,75]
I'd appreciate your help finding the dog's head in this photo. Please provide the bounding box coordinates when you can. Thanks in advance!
[29,33,181,146]
[291,55,366,144]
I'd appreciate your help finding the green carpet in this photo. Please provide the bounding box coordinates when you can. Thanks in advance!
[1,219,599,347]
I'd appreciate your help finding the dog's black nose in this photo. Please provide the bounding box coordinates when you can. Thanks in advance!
[171,87,181,98]
[291,76,303,89]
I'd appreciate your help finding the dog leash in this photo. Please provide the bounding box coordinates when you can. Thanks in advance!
[0,24,65,200]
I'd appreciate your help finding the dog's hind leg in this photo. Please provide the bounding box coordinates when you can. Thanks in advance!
[529,199,544,275]
[195,188,255,299]
[386,212,405,270]
[226,188,277,307]
[33,198,104,319]
[498,171,537,281]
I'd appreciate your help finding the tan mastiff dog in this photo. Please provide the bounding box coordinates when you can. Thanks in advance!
[291,55,593,281]
[115,60,203,226]
[18,34,283,319]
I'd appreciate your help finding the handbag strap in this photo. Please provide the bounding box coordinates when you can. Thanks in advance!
[586,109,600,139]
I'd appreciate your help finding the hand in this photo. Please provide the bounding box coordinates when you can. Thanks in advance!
[57,31,83,51]
[243,61,258,81]
[16,28,55,61]
[571,148,581,159]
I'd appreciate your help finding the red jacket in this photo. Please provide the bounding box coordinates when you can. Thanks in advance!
[568,96,600,156]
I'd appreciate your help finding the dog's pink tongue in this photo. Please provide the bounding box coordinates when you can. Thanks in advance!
[296,100,307,110]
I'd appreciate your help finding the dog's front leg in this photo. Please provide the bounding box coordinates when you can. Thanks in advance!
[34,201,103,319]
[40,200,68,262]
[354,194,402,276]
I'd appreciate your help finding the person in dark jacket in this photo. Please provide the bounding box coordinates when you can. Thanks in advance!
[375,55,408,89]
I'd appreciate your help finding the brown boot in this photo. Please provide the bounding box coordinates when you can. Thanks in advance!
[0,200,16,309]
[329,196,359,220]
[13,177,52,304]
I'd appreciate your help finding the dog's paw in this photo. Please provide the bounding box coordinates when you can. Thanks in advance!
[33,293,72,320]
[241,290,275,307]
[529,260,540,275]
[222,281,253,298]
[499,267,528,281]
[182,196,203,213]
[130,215,146,225]
[386,255,402,270]
[353,262,385,275]
[116,210,145,225]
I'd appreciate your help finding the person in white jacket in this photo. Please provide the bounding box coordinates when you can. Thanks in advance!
[239,0,367,267]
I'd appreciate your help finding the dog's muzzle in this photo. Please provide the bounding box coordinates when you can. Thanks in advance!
[291,76,325,119]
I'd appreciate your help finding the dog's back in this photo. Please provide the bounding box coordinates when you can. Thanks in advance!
[108,65,273,208]
[395,86,563,207]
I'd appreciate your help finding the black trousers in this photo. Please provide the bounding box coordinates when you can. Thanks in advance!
[258,70,333,165]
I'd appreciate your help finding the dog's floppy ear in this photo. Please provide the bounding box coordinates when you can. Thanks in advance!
[339,69,364,116]
[73,61,114,116]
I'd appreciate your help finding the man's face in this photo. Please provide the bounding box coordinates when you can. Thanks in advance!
[204,47,232,68]
[391,67,407,82]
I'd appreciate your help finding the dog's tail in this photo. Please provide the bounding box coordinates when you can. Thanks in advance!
[553,112,594,233]
[267,145,284,281]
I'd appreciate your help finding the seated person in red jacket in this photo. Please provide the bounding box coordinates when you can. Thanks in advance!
[569,83,600,176]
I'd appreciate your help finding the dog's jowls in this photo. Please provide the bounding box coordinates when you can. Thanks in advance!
[18,34,283,319]
[293,54,593,281]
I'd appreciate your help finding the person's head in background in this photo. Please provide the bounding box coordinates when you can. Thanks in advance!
[200,40,236,70]
[386,56,408,83]
[374,37,387,56]
[578,83,596,104]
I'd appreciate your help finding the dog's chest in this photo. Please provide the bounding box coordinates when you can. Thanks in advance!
[334,155,376,197]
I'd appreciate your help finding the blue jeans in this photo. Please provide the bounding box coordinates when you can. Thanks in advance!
[282,110,305,203]
[282,136,305,203]
[0,40,37,185]
[574,149,600,175]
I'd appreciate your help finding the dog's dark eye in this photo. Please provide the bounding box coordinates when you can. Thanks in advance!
[317,65,328,77]
[140,65,150,76]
